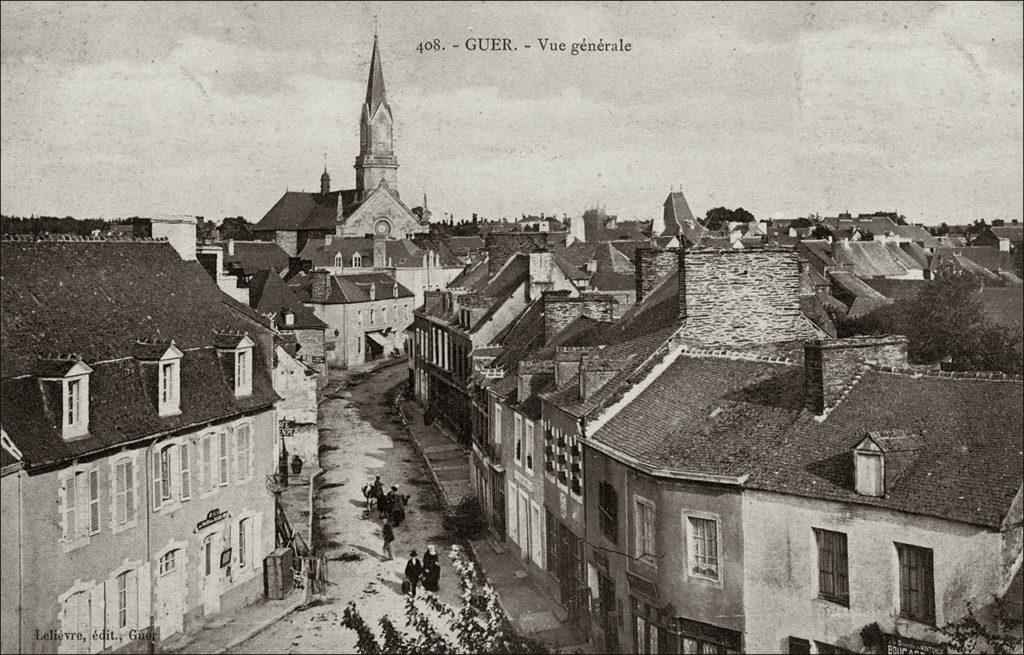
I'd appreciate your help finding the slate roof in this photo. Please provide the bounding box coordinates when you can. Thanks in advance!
[212,240,290,275]
[938,247,1019,274]
[297,236,459,269]
[247,269,327,330]
[589,270,636,292]
[253,190,358,231]
[833,240,915,277]
[289,271,414,304]
[891,224,941,249]
[0,238,279,471]
[663,191,700,241]
[829,270,895,319]
[990,225,1024,242]
[592,351,1023,529]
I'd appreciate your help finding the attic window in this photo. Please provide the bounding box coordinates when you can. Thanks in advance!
[39,356,93,441]
[159,360,181,416]
[283,311,295,327]
[234,348,252,397]
[855,450,884,497]
[352,253,362,267]
[334,252,343,268]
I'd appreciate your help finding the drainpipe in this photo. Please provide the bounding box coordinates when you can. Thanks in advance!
[145,445,154,655]
[18,469,24,653]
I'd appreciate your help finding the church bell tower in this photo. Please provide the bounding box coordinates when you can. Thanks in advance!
[354,34,399,196]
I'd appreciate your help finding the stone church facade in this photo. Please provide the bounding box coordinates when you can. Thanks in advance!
[253,34,428,255]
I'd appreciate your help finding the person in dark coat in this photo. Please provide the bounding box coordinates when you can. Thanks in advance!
[371,476,384,505]
[381,518,395,561]
[388,485,406,527]
[422,545,440,592]
[404,550,422,596]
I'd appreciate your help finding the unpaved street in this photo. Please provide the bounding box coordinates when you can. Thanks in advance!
[238,363,463,653]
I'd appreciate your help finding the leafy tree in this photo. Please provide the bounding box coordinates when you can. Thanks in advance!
[340,545,550,654]
[704,207,755,231]
[939,597,1023,654]
[811,225,832,239]
[838,274,1022,375]
[219,215,253,240]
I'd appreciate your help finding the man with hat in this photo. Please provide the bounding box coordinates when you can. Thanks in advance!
[404,550,422,596]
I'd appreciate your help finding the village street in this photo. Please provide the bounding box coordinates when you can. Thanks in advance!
[238,362,464,653]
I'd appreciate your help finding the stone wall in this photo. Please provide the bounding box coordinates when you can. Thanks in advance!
[543,291,616,345]
[803,336,909,414]
[679,249,820,346]
[274,230,299,257]
[634,248,681,303]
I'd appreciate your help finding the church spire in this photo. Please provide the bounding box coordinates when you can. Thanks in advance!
[365,33,388,116]
[355,30,399,195]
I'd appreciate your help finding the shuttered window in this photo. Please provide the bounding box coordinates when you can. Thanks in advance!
[179,443,191,501]
[159,446,173,500]
[88,469,100,534]
[235,424,251,481]
[634,497,655,560]
[152,449,163,510]
[64,473,77,541]
[897,543,935,624]
[115,459,135,526]
[815,529,849,605]
[202,436,213,491]
[218,431,229,485]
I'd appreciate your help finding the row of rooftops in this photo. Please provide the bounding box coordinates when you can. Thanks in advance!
[467,241,1022,531]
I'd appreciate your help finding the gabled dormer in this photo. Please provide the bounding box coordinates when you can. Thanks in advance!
[133,339,184,417]
[852,430,923,497]
[37,354,92,441]
[214,330,255,397]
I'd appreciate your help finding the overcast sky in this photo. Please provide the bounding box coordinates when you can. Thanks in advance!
[1,1,1021,224]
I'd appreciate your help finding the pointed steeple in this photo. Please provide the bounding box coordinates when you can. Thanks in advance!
[365,34,388,116]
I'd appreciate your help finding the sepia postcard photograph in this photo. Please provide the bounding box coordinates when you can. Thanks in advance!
[1,2,1022,654]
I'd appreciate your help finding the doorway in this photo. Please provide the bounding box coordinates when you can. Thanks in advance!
[202,532,223,616]
[156,549,185,639]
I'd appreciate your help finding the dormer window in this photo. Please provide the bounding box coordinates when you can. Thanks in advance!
[159,360,180,414]
[235,348,251,396]
[214,331,256,397]
[352,253,362,267]
[334,252,343,268]
[283,310,295,327]
[38,355,93,441]
[853,434,885,497]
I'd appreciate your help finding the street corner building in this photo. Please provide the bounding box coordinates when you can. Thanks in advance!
[0,235,284,654]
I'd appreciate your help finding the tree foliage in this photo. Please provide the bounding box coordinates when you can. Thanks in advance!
[703,207,755,231]
[838,274,1023,374]
[940,598,1023,654]
[340,545,550,654]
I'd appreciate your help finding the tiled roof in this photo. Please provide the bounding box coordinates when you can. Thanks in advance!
[829,270,894,319]
[938,247,1019,274]
[990,225,1024,242]
[592,351,1023,529]
[247,270,327,329]
[449,258,490,291]
[832,241,913,277]
[589,270,636,292]
[891,224,941,249]
[212,240,290,275]
[289,271,414,304]
[1,240,270,377]
[491,300,546,372]
[0,239,279,470]
[297,236,461,269]
[253,190,360,231]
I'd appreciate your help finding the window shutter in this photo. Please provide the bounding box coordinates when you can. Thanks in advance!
[201,437,212,491]
[89,583,105,653]
[136,565,151,630]
[115,463,127,525]
[88,469,100,534]
[898,545,910,617]
[125,461,135,523]
[126,570,138,628]
[77,472,90,538]
[104,578,118,635]
[152,450,163,510]
[64,475,77,540]
[219,431,230,485]
[180,444,191,500]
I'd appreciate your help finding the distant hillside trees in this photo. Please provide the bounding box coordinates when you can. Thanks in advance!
[703,207,755,231]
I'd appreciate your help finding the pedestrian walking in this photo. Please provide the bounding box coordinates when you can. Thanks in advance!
[382,518,395,561]
[404,550,422,596]
[422,545,440,592]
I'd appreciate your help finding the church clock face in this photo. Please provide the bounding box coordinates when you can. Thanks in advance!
[374,219,392,236]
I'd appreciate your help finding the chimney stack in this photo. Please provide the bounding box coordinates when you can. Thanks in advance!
[634,247,682,305]
[311,269,332,303]
[579,355,621,401]
[803,336,909,415]
[227,239,235,257]
[543,291,616,344]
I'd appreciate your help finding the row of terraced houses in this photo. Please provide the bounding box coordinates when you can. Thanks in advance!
[411,237,1023,654]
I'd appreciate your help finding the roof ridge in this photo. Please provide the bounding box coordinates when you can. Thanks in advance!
[679,346,799,366]
[2,234,170,244]
[868,364,1023,382]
